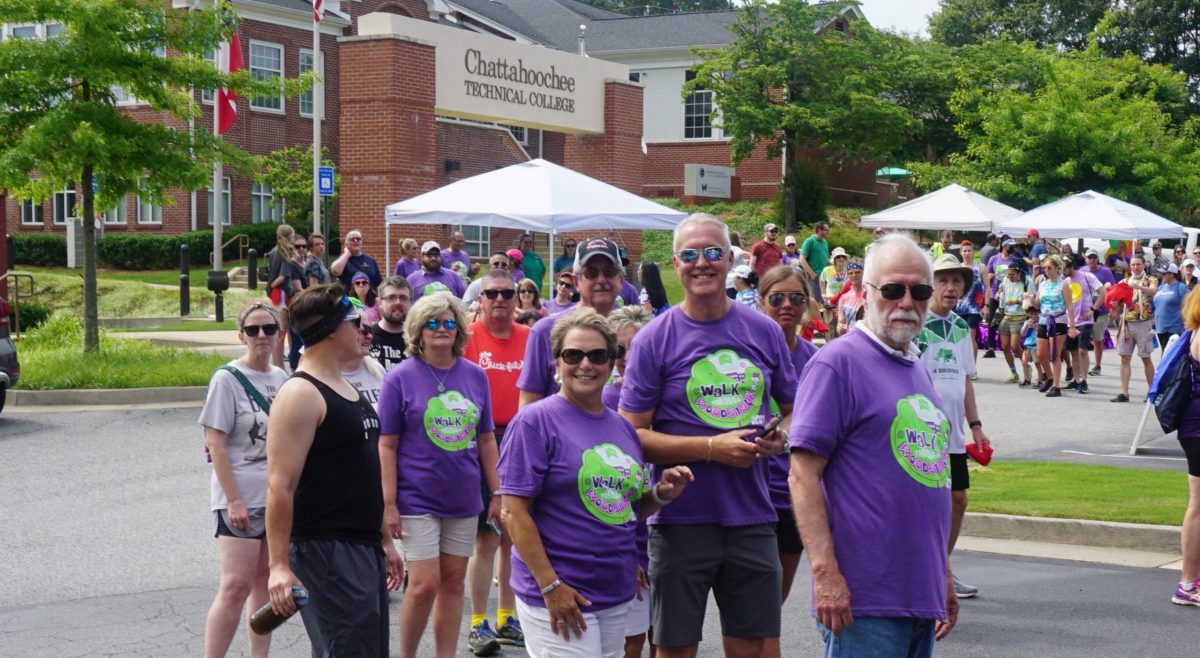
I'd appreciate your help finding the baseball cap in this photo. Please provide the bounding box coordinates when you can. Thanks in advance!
[1163,262,1180,275]
[732,264,753,279]
[1001,238,1017,246]
[764,223,779,233]
[785,235,797,245]
[421,240,441,254]
[1086,249,1100,258]
[506,248,524,263]
[574,237,621,268]
[960,239,973,246]
[1185,259,1196,269]
[1152,239,1163,247]
[1026,229,1039,238]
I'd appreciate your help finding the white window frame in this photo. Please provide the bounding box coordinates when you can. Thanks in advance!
[251,182,283,224]
[20,199,44,225]
[113,45,165,106]
[202,49,216,104]
[207,176,232,225]
[453,225,490,259]
[53,186,76,225]
[8,24,39,40]
[102,195,128,225]
[299,49,324,118]
[249,40,284,113]
[137,178,163,224]
[507,125,528,146]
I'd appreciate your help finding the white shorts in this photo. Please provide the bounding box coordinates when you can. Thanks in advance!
[517,597,632,658]
[399,514,476,561]
[623,583,650,637]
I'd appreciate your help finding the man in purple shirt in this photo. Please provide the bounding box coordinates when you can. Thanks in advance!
[442,231,474,273]
[1083,249,1117,375]
[408,241,467,301]
[619,213,795,657]
[789,233,958,656]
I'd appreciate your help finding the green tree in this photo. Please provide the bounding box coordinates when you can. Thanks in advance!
[687,0,917,231]
[0,0,296,353]
[929,0,1114,51]
[257,145,338,225]
[1096,1,1200,107]
[909,47,1200,219]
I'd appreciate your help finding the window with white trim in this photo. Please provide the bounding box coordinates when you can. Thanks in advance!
[102,195,128,225]
[20,199,44,225]
[249,41,283,112]
[507,125,527,146]
[683,71,713,139]
[453,225,490,259]
[10,24,37,39]
[299,49,317,117]
[45,23,64,38]
[202,49,216,104]
[53,186,76,225]
[251,182,283,223]
[207,177,232,225]
[137,179,162,224]
[113,45,165,105]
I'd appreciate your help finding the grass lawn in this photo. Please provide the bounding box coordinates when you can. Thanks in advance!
[969,461,1187,526]
[119,319,238,332]
[16,270,257,320]
[16,262,244,288]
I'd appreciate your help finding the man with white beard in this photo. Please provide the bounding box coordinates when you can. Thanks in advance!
[787,233,959,656]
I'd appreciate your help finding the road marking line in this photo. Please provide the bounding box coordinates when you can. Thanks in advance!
[1062,449,1185,462]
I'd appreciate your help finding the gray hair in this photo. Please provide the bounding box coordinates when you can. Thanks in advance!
[607,305,654,334]
[482,268,515,287]
[863,232,932,286]
[672,212,732,252]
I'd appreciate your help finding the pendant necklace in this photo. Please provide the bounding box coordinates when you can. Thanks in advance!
[425,359,451,392]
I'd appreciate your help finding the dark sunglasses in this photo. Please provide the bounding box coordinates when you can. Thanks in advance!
[766,291,808,308]
[242,323,279,337]
[677,246,726,263]
[295,243,308,249]
[865,281,934,301]
[767,229,779,234]
[346,315,362,330]
[565,243,576,249]
[557,281,574,289]
[482,289,516,300]
[582,266,621,280]
[424,318,459,331]
[353,281,371,287]
[558,347,617,365]
[489,261,509,268]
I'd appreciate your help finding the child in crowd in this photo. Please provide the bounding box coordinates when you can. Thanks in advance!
[1020,305,1043,387]
[732,265,760,309]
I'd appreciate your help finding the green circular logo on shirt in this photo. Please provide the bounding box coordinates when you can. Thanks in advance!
[686,349,765,429]
[422,281,451,296]
[889,394,950,488]
[577,443,647,525]
[423,390,481,451]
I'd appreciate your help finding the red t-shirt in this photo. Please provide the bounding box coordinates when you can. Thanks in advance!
[752,241,784,276]
[464,320,531,428]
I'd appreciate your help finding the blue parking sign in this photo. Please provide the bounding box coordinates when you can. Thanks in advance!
[318,166,334,197]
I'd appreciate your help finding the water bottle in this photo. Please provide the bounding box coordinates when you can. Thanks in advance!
[249,586,309,635]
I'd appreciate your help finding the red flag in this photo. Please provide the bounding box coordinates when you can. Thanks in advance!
[313,0,325,23]
[217,32,242,134]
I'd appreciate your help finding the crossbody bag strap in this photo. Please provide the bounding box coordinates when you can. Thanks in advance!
[218,364,272,414]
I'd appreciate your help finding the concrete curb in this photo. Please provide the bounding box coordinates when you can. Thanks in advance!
[9,386,207,407]
[963,512,1180,555]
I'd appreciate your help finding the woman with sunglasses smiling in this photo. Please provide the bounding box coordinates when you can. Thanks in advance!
[515,278,549,319]
[199,300,289,658]
[543,270,579,315]
[348,272,381,325]
[500,309,694,657]
[1035,255,1079,397]
[378,293,500,658]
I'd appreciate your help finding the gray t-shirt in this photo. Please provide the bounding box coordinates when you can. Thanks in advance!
[198,361,289,511]
[343,360,385,412]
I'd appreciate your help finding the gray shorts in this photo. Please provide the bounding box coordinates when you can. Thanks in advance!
[649,523,781,647]
[1118,319,1155,358]
[290,539,389,658]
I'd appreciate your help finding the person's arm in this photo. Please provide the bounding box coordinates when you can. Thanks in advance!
[788,449,853,637]
[502,494,592,640]
[963,379,990,451]
[265,378,323,616]
[518,390,544,410]
[619,408,759,466]
[205,427,248,529]
[330,247,352,278]
[636,465,695,516]
[379,433,402,539]
[477,431,501,524]
[1062,280,1078,336]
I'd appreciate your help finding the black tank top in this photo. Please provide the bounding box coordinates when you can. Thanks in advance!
[290,372,383,545]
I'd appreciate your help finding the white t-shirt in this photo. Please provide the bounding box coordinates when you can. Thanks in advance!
[343,359,385,411]
[916,311,977,454]
[198,361,289,510]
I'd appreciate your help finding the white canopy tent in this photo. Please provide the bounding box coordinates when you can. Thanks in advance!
[859,183,1022,232]
[992,190,1184,240]
[383,159,687,267]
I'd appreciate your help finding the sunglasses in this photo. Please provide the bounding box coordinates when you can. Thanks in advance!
[677,246,726,263]
[490,261,509,268]
[565,243,576,249]
[582,266,621,280]
[295,243,308,249]
[242,323,279,337]
[519,289,535,294]
[865,281,935,301]
[766,291,807,308]
[482,289,516,300]
[353,280,370,287]
[557,281,574,289]
[767,229,779,234]
[558,347,617,365]
[424,318,459,331]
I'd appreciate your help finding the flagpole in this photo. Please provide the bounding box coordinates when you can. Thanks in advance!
[312,2,321,237]
[213,0,223,273]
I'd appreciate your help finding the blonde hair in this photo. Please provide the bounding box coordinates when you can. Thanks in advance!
[1184,286,1200,330]
[607,305,653,334]
[275,224,297,262]
[549,308,618,359]
[401,238,418,254]
[404,292,470,358]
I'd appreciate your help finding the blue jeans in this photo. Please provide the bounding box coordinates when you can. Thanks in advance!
[817,617,935,658]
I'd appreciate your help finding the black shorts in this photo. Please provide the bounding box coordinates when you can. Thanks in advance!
[1066,325,1094,351]
[477,428,504,534]
[1181,439,1200,477]
[961,313,982,330]
[291,539,389,657]
[1036,323,1068,340]
[950,453,970,491]
[214,508,266,540]
[775,508,804,555]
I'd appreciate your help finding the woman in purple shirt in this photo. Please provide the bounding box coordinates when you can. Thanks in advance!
[499,309,694,658]
[1173,288,1200,607]
[393,238,421,278]
[378,293,500,658]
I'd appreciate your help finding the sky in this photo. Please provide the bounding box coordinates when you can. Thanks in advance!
[854,0,943,36]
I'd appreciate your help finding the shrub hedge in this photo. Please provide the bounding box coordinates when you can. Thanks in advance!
[12,222,309,270]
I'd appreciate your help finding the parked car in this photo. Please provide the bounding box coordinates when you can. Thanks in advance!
[0,294,19,415]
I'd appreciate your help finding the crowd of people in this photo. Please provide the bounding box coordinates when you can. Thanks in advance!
[198,216,1200,658]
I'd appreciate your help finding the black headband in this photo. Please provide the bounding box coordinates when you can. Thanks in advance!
[298,296,353,347]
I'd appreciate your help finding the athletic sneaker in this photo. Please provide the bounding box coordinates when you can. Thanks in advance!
[1020,380,1032,387]
[468,621,502,656]
[969,373,978,381]
[1064,380,1078,391]
[1089,366,1102,376]
[1078,381,1089,394]
[1112,393,1130,403]
[1172,580,1200,606]
[983,350,996,358]
[1039,379,1052,393]
[954,576,978,599]
[1008,371,1019,383]
[496,616,525,647]
[1045,386,1062,397]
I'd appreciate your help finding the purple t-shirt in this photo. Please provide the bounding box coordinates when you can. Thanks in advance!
[620,303,798,526]
[393,258,420,278]
[516,310,573,398]
[442,249,473,273]
[377,357,495,518]
[788,328,950,620]
[1083,265,1116,315]
[499,395,648,611]
[407,268,466,300]
[603,378,649,570]
[987,254,1014,295]
[768,339,819,511]
[619,281,639,308]
[542,298,577,315]
[1067,270,1103,326]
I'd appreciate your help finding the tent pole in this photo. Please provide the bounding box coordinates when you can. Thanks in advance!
[1130,401,1153,455]
[385,223,391,274]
